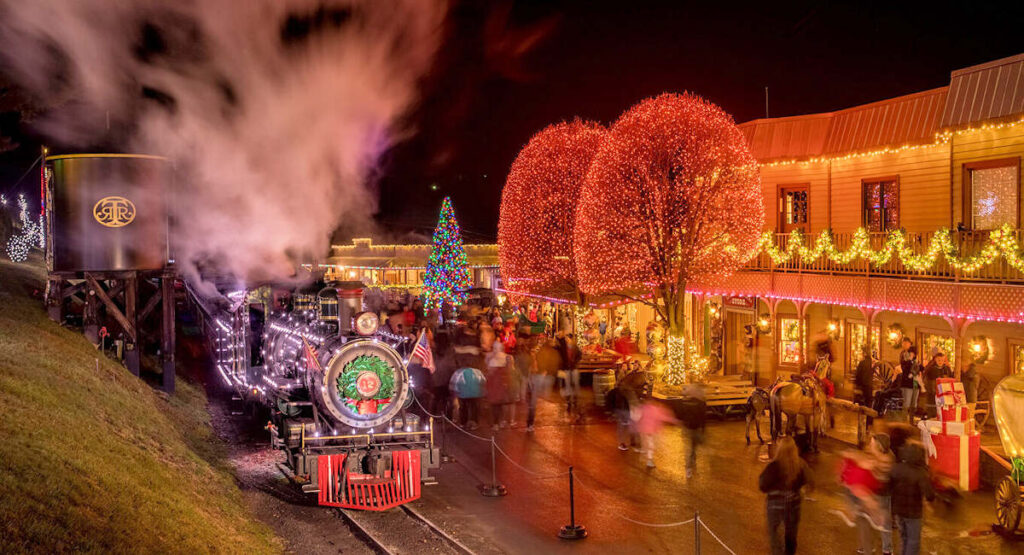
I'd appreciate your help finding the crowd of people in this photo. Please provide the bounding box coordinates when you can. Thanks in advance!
[853,336,966,424]
[388,297,960,555]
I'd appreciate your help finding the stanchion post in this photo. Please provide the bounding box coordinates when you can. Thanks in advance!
[440,411,455,463]
[558,466,587,540]
[479,436,507,497]
[694,510,701,554]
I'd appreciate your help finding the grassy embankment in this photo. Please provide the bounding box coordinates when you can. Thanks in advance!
[0,257,281,553]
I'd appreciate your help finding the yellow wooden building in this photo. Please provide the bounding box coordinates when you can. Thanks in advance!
[699,53,1024,397]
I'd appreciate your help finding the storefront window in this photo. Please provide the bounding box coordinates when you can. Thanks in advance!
[848,322,880,379]
[778,317,802,365]
[1012,343,1024,377]
[919,332,956,368]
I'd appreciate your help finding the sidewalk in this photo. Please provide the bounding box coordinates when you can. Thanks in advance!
[411,394,1008,554]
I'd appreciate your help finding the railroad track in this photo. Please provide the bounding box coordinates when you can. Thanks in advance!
[336,504,474,555]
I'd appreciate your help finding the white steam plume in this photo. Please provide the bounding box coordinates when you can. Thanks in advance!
[0,0,446,284]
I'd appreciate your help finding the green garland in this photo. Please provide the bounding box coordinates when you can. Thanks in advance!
[337,355,395,411]
[755,224,1024,272]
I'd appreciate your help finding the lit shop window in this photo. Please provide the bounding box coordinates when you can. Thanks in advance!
[863,179,899,232]
[848,322,880,378]
[1012,343,1024,377]
[778,317,802,365]
[969,163,1019,230]
[920,332,956,368]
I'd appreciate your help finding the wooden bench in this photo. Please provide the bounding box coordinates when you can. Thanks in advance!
[704,376,756,416]
[652,375,755,417]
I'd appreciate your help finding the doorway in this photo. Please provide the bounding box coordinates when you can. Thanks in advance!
[724,310,754,375]
[779,185,809,233]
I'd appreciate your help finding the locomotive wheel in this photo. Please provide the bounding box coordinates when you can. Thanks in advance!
[995,476,1021,532]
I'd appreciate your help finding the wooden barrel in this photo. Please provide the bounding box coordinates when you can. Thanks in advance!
[593,371,616,407]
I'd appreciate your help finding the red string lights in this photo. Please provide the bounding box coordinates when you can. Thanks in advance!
[574,93,763,321]
[498,119,606,301]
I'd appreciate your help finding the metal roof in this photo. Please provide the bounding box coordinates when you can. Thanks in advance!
[739,52,1024,162]
[941,53,1024,128]
[822,87,947,154]
[739,113,832,161]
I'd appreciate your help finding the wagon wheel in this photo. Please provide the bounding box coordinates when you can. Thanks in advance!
[995,476,1022,531]
[872,360,895,391]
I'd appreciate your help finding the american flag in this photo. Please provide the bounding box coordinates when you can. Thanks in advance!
[411,329,435,374]
[302,338,322,371]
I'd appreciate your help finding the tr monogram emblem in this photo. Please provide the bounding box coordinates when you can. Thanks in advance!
[93,196,136,228]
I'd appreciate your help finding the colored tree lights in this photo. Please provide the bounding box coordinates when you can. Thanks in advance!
[498,120,605,302]
[574,93,763,384]
[422,197,471,314]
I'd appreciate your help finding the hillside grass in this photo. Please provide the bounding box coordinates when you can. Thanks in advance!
[0,257,281,554]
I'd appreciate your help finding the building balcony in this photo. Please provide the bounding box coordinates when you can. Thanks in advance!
[744,228,1024,284]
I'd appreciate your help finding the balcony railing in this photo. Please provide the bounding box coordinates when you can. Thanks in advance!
[744,228,1024,283]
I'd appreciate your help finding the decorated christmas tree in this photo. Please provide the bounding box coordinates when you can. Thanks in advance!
[422,197,471,314]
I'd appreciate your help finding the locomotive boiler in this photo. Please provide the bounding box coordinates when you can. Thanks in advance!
[194,280,438,511]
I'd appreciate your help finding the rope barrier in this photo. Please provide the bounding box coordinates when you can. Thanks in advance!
[491,441,569,479]
[618,516,696,528]
[414,389,742,550]
[699,518,739,555]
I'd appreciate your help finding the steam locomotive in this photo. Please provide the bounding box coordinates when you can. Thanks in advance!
[192,280,438,511]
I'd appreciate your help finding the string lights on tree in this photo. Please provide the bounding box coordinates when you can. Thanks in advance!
[498,119,606,303]
[422,196,471,315]
[574,93,764,385]
[6,194,44,263]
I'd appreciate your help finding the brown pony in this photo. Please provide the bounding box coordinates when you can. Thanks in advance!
[769,377,829,451]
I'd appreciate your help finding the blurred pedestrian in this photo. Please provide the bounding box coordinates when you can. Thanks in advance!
[891,441,934,555]
[854,345,874,416]
[485,342,515,428]
[678,384,707,478]
[557,332,582,422]
[961,361,979,404]
[449,365,485,430]
[606,385,639,451]
[923,353,952,417]
[527,336,560,432]
[635,399,678,468]
[834,434,893,555]
[898,344,921,423]
[430,331,457,418]
[759,436,811,555]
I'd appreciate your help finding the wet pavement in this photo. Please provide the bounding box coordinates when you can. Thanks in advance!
[413,394,1016,555]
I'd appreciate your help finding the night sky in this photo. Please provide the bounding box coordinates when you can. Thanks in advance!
[3,1,1024,242]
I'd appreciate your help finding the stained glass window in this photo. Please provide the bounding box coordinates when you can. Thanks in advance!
[864,180,899,231]
[779,317,802,365]
[970,165,1018,230]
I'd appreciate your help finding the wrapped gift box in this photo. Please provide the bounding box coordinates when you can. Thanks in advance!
[938,404,971,422]
[920,419,974,435]
[928,432,980,491]
[936,382,966,404]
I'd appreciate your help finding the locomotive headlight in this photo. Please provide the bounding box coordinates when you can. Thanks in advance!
[354,311,379,336]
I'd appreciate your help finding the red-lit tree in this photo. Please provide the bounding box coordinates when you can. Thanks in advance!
[498,119,605,302]
[574,93,763,384]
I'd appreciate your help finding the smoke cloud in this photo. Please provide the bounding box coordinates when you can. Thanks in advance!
[0,0,446,285]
